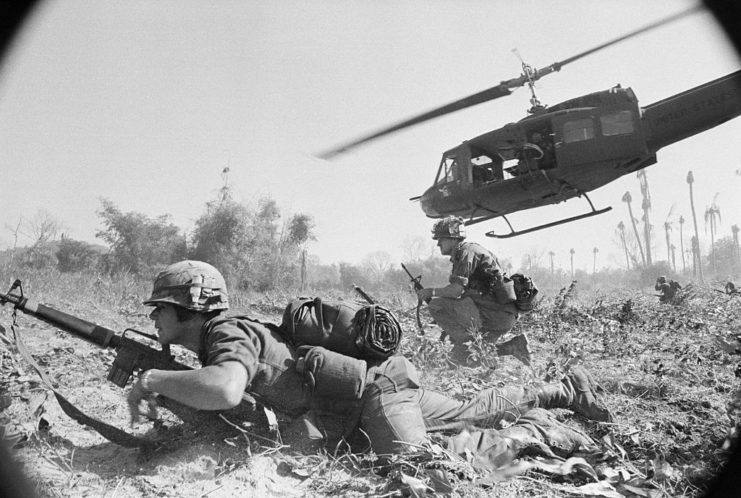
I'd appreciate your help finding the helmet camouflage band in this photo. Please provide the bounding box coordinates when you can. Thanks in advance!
[432,216,466,240]
[143,260,229,312]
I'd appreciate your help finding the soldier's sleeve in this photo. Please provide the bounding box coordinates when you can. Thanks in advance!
[202,319,260,384]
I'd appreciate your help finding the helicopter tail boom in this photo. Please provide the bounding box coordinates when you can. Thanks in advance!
[643,70,741,152]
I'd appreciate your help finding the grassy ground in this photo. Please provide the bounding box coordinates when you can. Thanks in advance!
[1,268,739,497]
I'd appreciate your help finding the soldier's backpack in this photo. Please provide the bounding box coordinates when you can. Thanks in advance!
[280,297,401,360]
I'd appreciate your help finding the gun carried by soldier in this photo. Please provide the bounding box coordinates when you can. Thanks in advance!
[401,263,431,334]
[0,279,190,387]
[401,263,431,304]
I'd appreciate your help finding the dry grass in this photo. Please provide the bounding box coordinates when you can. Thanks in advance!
[1,268,739,497]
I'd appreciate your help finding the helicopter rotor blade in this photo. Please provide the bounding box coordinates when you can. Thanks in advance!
[317,5,701,159]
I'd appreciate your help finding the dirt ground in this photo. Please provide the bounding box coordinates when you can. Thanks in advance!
[1,280,740,497]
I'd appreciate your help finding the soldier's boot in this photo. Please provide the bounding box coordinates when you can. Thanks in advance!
[495,334,532,366]
[536,366,612,422]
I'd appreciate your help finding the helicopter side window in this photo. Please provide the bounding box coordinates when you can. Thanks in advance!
[562,118,595,143]
[600,110,634,136]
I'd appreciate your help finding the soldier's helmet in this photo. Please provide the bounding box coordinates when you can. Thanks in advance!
[657,275,667,284]
[432,216,466,240]
[143,260,229,312]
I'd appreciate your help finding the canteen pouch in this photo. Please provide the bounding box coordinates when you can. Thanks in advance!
[296,346,367,400]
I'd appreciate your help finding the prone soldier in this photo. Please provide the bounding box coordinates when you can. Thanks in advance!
[127,260,610,459]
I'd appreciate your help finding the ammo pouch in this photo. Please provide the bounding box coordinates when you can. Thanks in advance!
[296,345,367,400]
[470,267,517,304]
[510,273,538,312]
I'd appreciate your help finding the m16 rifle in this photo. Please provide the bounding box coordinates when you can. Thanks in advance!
[0,279,190,387]
[0,279,192,447]
[401,263,430,334]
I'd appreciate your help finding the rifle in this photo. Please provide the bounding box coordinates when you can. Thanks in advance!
[352,285,376,304]
[0,279,192,447]
[401,263,429,334]
[0,279,189,387]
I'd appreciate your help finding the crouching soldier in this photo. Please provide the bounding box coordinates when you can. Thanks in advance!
[655,276,682,303]
[415,216,533,366]
[128,261,610,462]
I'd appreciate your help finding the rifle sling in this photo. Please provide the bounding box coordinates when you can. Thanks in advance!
[11,323,156,449]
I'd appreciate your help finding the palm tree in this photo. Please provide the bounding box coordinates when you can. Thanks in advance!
[592,247,599,274]
[678,215,686,273]
[704,193,721,275]
[637,170,652,265]
[686,171,703,282]
[622,191,646,267]
[569,248,575,279]
[617,221,630,270]
[548,251,555,275]
[663,205,675,267]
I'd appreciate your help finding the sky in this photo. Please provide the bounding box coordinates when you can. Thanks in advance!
[0,0,739,274]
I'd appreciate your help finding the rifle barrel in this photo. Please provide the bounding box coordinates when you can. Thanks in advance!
[3,294,117,348]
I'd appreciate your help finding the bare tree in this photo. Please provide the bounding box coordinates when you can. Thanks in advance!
[686,171,703,282]
[362,251,393,283]
[548,250,555,275]
[732,224,740,267]
[401,236,433,262]
[622,191,646,267]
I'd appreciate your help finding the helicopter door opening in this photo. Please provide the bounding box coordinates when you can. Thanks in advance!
[470,149,504,185]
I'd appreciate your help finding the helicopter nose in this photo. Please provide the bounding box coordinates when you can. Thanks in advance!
[419,189,439,217]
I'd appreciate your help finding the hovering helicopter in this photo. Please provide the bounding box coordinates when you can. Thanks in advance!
[319,7,741,238]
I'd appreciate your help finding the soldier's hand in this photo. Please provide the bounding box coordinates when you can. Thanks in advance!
[127,380,158,426]
[416,288,434,302]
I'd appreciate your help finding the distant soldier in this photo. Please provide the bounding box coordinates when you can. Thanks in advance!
[416,216,530,365]
[655,275,682,303]
[726,281,740,295]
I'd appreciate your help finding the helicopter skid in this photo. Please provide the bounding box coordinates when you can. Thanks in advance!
[486,200,612,239]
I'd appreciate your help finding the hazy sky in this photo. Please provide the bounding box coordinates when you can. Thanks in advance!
[1,0,739,273]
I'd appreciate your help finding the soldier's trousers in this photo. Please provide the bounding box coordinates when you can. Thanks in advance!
[360,375,541,455]
[427,293,518,345]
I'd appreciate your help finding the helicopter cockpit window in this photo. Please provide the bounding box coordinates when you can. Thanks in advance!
[437,156,460,184]
[600,110,634,136]
[562,117,595,143]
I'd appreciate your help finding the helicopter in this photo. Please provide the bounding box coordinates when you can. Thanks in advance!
[318,7,741,238]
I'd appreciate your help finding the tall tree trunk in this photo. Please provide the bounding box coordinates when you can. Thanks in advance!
[679,216,686,273]
[687,171,703,282]
[618,223,630,270]
[569,249,575,279]
[638,171,652,265]
[623,192,646,267]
